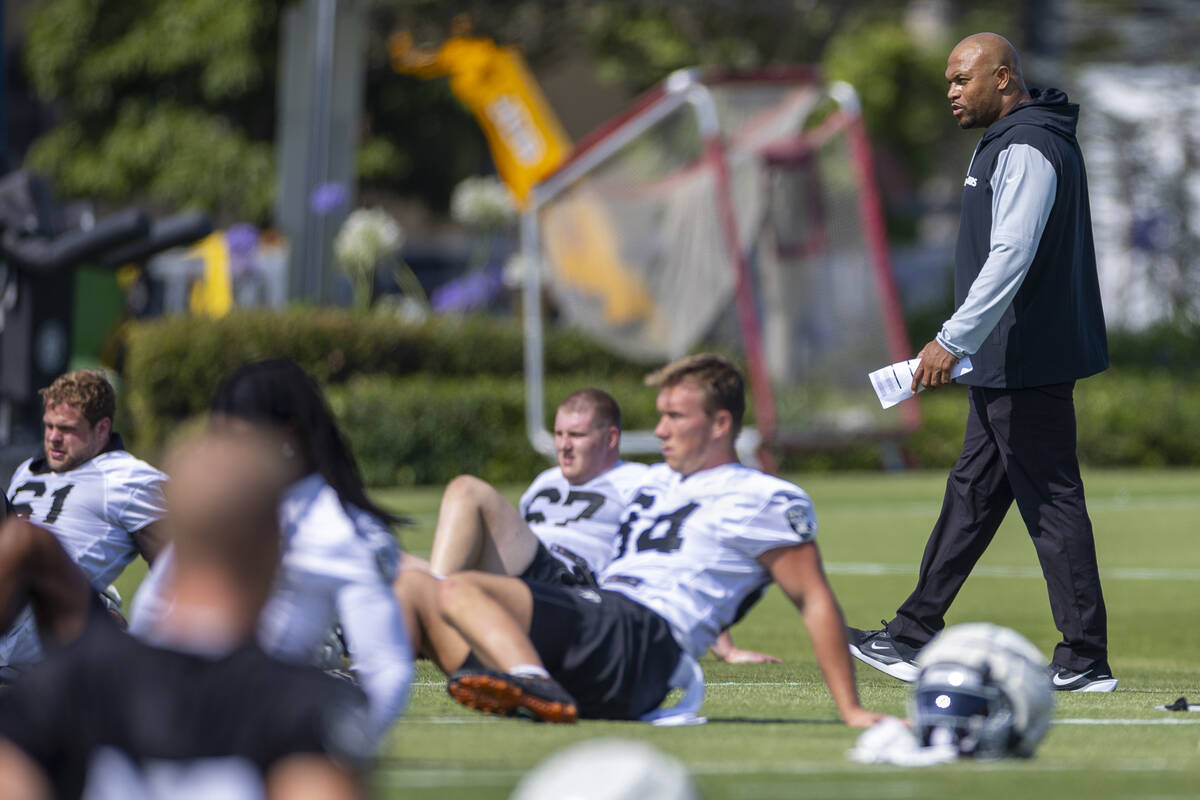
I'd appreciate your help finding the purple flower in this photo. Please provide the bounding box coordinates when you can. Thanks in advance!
[310,182,349,216]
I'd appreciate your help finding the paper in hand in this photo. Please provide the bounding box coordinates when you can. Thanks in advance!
[869,356,974,409]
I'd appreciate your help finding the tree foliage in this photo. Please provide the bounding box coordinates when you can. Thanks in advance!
[23,0,1153,232]
[23,0,281,223]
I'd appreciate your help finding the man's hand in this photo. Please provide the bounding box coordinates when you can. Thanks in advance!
[910,340,959,394]
[709,630,782,664]
[716,646,783,664]
[842,707,890,729]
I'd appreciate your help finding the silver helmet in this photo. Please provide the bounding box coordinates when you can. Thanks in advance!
[912,622,1054,758]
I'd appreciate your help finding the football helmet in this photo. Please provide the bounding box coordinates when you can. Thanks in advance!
[510,739,699,800]
[912,622,1053,758]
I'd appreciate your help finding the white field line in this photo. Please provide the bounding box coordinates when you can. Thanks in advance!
[824,562,1200,581]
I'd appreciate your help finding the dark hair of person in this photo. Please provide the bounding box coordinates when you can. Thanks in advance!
[210,359,406,528]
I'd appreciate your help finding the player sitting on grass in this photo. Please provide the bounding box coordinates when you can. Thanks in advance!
[408,386,779,664]
[0,427,369,799]
[130,359,413,747]
[3,369,167,679]
[396,354,882,727]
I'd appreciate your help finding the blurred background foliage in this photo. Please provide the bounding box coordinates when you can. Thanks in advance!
[18,0,1195,234]
[10,0,1200,479]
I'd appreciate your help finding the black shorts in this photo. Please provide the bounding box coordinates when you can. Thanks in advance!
[524,581,682,720]
[519,541,597,589]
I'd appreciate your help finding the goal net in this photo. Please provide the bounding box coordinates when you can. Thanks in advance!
[521,68,916,460]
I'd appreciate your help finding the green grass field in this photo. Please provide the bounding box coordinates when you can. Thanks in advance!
[118,468,1200,798]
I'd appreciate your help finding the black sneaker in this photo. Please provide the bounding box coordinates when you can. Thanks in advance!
[447,668,579,723]
[1049,663,1118,692]
[847,622,920,682]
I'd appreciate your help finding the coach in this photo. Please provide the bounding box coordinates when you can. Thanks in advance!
[849,33,1114,693]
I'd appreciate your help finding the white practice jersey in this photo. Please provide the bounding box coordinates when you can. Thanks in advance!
[131,473,412,746]
[7,446,167,589]
[598,462,817,658]
[2,446,167,670]
[519,461,649,575]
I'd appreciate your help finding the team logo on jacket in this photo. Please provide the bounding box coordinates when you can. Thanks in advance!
[574,588,602,604]
[964,175,978,187]
[785,505,815,541]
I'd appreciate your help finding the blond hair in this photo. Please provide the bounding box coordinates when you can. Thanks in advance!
[39,370,116,425]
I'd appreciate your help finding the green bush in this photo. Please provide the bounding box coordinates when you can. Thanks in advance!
[857,369,1200,471]
[122,310,646,454]
[118,310,1200,484]
[328,374,662,487]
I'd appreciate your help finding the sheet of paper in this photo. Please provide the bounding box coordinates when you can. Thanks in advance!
[868,356,974,409]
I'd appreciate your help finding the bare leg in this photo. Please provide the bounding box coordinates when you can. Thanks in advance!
[0,519,92,645]
[427,476,540,577]
[436,572,538,671]
[394,569,540,674]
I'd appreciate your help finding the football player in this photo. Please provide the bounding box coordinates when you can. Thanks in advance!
[0,426,369,798]
[411,387,778,664]
[3,369,167,676]
[130,359,413,747]
[395,354,883,727]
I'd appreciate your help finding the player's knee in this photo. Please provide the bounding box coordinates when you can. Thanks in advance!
[435,575,479,623]
[0,518,55,567]
[443,474,495,508]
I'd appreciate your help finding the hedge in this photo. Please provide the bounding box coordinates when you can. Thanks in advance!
[121,309,646,454]
[120,310,1200,485]
[328,374,662,487]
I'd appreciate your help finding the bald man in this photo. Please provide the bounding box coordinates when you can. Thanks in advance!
[848,33,1114,693]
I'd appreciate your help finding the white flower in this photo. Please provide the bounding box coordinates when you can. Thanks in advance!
[450,176,517,228]
[501,252,544,289]
[334,208,404,279]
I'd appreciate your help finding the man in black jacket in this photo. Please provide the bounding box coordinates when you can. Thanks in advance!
[848,32,1115,693]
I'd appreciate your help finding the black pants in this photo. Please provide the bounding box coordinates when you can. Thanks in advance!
[888,382,1108,671]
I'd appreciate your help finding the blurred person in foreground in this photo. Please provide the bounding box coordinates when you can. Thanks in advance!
[397,354,882,728]
[411,387,778,664]
[0,427,370,799]
[3,369,168,678]
[130,359,414,745]
[847,33,1113,692]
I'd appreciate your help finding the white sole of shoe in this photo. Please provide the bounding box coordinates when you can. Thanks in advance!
[1072,678,1118,692]
[848,645,919,682]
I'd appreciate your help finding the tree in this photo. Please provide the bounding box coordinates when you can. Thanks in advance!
[23,0,282,224]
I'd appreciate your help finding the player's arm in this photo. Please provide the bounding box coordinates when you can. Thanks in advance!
[759,543,883,728]
[336,579,415,744]
[267,755,362,800]
[131,521,166,564]
[0,739,51,800]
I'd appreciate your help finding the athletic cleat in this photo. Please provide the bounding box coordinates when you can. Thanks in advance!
[1049,663,1118,692]
[447,668,578,723]
[847,623,921,682]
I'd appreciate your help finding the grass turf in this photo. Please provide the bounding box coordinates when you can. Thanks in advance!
[118,467,1200,798]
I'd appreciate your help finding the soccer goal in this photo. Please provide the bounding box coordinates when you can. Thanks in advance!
[520,67,916,467]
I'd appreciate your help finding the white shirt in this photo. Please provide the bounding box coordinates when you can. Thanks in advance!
[598,462,817,658]
[7,447,167,588]
[130,473,412,747]
[2,447,167,669]
[519,461,650,575]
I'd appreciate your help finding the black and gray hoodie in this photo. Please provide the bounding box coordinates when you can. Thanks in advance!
[937,87,1108,389]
